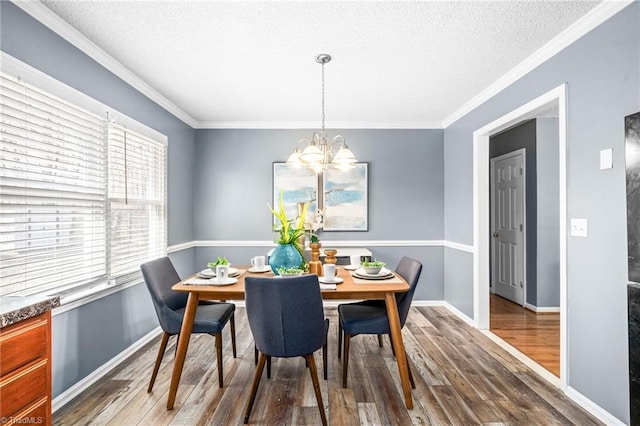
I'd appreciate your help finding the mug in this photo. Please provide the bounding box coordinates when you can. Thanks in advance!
[350,255,361,266]
[251,256,266,269]
[322,263,336,281]
[216,264,229,282]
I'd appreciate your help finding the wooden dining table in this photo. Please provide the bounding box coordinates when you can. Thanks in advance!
[167,266,414,410]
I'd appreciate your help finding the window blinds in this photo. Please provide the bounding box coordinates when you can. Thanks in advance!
[0,74,107,296]
[108,124,167,280]
[0,71,167,297]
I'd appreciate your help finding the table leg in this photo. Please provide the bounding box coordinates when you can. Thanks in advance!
[167,292,199,409]
[385,292,413,409]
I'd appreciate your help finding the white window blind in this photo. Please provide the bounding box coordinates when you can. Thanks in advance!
[108,124,167,280]
[0,74,107,297]
[0,68,167,298]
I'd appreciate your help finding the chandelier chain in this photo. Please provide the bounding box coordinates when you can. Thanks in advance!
[321,60,325,133]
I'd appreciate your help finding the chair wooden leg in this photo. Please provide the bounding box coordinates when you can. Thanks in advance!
[267,356,272,379]
[405,350,416,389]
[215,332,224,388]
[337,321,342,359]
[230,314,237,358]
[254,345,258,365]
[305,354,327,426]
[323,342,328,380]
[377,334,384,347]
[148,332,170,393]
[244,353,267,424]
[342,334,351,388]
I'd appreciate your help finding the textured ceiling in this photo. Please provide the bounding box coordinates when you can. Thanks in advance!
[40,0,600,128]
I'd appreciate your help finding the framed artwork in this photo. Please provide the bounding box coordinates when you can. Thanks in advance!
[323,163,368,231]
[272,162,319,227]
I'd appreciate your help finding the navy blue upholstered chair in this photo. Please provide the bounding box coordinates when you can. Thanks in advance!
[141,257,236,392]
[338,256,422,388]
[243,275,328,426]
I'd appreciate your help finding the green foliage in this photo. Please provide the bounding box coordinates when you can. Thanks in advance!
[361,259,385,267]
[268,191,308,259]
[207,257,229,268]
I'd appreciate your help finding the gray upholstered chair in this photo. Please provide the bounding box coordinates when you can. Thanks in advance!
[243,275,328,426]
[337,256,422,387]
[141,257,236,392]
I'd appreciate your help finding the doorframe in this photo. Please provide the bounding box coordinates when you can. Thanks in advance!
[473,84,567,389]
[490,148,527,307]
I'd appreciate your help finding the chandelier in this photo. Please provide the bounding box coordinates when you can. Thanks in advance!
[287,54,357,172]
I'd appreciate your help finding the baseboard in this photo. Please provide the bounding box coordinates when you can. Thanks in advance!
[525,303,560,313]
[441,301,477,327]
[52,326,162,413]
[565,386,626,426]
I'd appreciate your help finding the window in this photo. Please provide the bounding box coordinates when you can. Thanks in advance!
[0,70,167,298]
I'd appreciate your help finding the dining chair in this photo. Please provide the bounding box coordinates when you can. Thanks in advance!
[243,275,328,426]
[140,256,236,392]
[337,256,422,388]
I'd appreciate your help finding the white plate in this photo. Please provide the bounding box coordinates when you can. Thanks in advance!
[318,276,343,284]
[199,267,239,277]
[249,266,272,273]
[355,267,392,277]
[344,264,359,271]
[209,277,238,286]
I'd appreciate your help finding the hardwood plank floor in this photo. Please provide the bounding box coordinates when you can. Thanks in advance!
[54,306,596,425]
[490,294,560,377]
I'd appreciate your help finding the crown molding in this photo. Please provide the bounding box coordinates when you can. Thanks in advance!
[195,120,444,130]
[11,0,198,128]
[442,0,635,128]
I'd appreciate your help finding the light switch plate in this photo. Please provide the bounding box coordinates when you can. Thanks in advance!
[570,218,588,237]
[600,148,613,170]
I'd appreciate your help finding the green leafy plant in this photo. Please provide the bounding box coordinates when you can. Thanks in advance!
[207,257,229,268]
[277,267,304,276]
[268,191,308,259]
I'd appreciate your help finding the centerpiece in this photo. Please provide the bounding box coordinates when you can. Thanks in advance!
[268,192,308,274]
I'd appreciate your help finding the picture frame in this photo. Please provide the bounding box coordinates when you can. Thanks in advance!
[322,163,368,231]
[272,162,319,227]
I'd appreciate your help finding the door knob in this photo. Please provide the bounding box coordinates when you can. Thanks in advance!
[493,232,499,238]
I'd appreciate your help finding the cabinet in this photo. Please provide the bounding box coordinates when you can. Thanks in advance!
[0,311,52,425]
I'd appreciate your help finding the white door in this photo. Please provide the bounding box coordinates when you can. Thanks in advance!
[490,150,525,306]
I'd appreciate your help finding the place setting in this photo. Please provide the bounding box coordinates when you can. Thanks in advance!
[318,263,343,290]
[351,259,396,281]
[248,255,272,273]
[187,257,244,286]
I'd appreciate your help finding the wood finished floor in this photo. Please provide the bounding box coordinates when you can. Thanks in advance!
[489,294,560,377]
[54,306,597,425]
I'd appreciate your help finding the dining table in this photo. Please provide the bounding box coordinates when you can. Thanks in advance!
[167,265,414,410]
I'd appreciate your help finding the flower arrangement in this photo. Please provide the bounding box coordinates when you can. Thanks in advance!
[306,208,324,243]
[268,191,308,257]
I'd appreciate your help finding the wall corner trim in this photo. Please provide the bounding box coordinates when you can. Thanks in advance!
[565,386,626,426]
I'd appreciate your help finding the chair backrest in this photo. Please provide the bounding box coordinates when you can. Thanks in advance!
[245,275,325,358]
[140,257,188,334]
[394,256,423,327]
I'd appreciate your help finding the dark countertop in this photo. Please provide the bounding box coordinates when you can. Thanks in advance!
[0,294,60,328]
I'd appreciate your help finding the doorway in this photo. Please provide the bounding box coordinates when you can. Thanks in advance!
[472,84,567,389]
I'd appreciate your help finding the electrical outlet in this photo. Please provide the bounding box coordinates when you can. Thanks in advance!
[570,218,588,237]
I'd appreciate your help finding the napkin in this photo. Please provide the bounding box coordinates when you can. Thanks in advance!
[319,283,336,290]
[184,278,214,285]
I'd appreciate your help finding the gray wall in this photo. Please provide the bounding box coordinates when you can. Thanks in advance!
[536,118,560,308]
[193,129,445,301]
[443,3,639,422]
[490,119,538,306]
[1,2,197,398]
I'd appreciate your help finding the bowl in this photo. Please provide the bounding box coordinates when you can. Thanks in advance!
[277,268,304,277]
[209,263,231,273]
[362,265,382,275]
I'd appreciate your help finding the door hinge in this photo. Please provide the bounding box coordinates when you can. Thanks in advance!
[520,167,523,175]
[520,224,523,232]
[520,281,523,288]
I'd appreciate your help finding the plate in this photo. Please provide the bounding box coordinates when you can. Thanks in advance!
[318,276,343,284]
[352,272,395,280]
[249,266,272,273]
[344,264,359,271]
[198,267,239,277]
[354,267,392,277]
[208,277,238,286]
